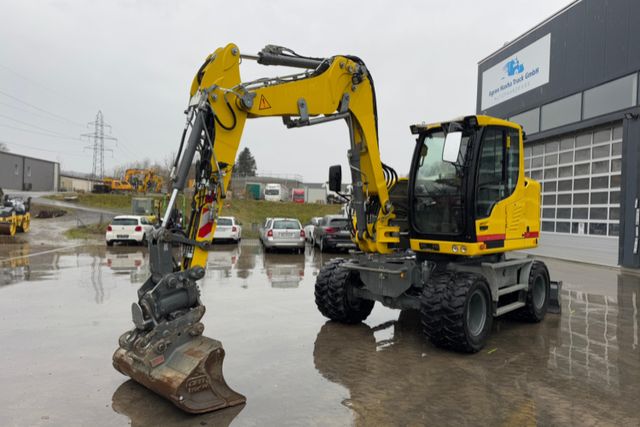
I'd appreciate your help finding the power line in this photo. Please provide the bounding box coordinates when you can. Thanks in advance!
[0,123,84,142]
[0,138,91,157]
[0,100,89,131]
[0,112,81,138]
[0,62,96,111]
[0,89,86,127]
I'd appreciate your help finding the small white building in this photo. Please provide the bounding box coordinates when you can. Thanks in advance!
[60,173,94,192]
[303,183,327,203]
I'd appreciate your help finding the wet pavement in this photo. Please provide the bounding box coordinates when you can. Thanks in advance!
[0,240,639,426]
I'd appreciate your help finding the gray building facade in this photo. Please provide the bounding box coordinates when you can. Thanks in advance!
[477,0,640,268]
[0,151,60,192]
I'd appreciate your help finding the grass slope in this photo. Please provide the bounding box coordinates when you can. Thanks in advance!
[54,194,341,239]
[220,199,341,237]
[64,222,109,239]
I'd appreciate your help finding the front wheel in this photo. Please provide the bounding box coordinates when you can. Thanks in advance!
[315,258,374,323]
[421,272,493,353]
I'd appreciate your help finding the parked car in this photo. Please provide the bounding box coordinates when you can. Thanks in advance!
[303,216,323,245]
[313,215,355,252]
[213,216,242,243]
[261,217,305,253]
[106,215,154,246]
[258,217,273,245]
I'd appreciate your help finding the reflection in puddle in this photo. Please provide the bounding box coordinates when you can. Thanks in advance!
[0,244,61,286]
[313,280,640,426]
[205,241,324,288]
[105,247,148,283]
[112,380,244,427]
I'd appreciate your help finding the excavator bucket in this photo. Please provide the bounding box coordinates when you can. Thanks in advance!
[113,333,245,414]
[113,251,245,414]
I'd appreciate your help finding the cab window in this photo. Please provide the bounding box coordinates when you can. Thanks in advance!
[475,127,520,218]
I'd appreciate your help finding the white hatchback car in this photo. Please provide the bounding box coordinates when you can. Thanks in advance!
[106,215,154,246]
[213,216,242,243]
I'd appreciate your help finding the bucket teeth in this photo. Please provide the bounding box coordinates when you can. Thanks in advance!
[113,335,246,414]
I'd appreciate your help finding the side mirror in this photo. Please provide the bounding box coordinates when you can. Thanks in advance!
[328,165,342,192]
[442,131,462,163]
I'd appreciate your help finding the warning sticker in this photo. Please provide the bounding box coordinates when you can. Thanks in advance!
[258,94,272,110]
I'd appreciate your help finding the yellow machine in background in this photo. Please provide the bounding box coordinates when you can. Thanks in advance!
[113,43,558,414]
[0,193,31,236]
[102,177,133,192]
[124,168,165,193]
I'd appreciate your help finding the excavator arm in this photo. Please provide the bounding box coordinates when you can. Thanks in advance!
[113,43,399,413]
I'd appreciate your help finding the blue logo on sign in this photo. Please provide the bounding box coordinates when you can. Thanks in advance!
[502,58,524,79]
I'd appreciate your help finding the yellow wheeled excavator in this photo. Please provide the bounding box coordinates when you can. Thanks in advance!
[113,43,560,414]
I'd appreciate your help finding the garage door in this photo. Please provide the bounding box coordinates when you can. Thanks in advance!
[523,122,622,266]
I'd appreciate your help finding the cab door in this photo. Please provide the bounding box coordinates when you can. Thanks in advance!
[474,127,521,244]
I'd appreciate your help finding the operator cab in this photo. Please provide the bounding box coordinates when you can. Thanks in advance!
[408,115,537,256]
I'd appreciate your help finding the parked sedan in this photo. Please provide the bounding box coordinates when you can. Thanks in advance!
[313,215,356,252]
[303,216,323,245]
[106,215,154,246]
[258,217,273,245]
[213,216,242,243]
[262,218,305,253]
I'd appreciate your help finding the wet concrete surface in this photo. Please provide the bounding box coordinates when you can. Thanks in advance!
[0,240,639,426]
[0,197,114,248]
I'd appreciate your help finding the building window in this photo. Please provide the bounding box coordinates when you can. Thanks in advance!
[524,123,621,237]
[510,108,540,134]
[14,163,19,175]
[27,166,31,177]
[583,73,638,120]
[540,93,582,131]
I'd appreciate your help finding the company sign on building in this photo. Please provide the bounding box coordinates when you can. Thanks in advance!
[481,34,551,110]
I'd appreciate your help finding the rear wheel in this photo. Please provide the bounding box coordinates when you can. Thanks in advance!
[315,258,374,323]
[510,261,550,322]
[420,272,492,353]
[17,214,30,232]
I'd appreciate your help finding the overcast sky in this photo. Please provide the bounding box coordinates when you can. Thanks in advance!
[0,0,573,182]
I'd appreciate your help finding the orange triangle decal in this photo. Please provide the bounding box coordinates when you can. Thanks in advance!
[258,94,272,110]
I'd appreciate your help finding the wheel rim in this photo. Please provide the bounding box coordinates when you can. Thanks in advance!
[467,289,487,337]
[533,275,546,310]
[345,278,361,310]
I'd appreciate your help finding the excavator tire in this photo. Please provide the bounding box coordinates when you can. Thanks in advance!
[509,261,550,322]
[315,258,374,324]
[421,272,492,353]
[420,272,453,347]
